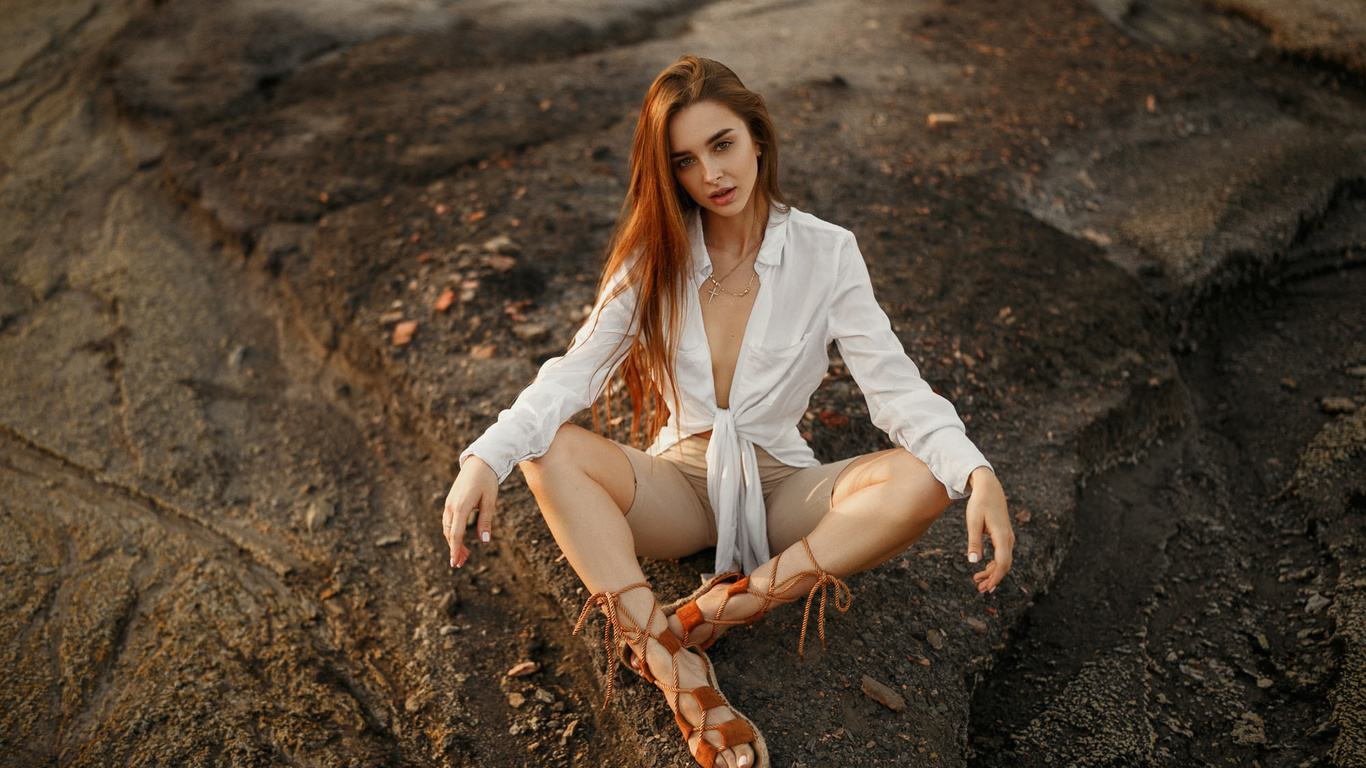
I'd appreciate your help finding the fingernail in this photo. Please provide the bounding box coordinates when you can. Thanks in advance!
[481,531,490,543]
[968,552,980,564]
[450,557,456,568]
[738,755,750,768]
[990,586,997,593]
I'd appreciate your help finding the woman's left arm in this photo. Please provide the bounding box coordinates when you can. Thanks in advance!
[966,466,1013,593]
[828,231,1013,590]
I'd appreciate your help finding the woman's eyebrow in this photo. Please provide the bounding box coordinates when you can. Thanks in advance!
[670,128,734,159]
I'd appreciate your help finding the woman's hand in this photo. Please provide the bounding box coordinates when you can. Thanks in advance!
[965,466,1014,593]
[443,456,499,568]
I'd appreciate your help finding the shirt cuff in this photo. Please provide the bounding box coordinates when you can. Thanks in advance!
[916,428,992,500]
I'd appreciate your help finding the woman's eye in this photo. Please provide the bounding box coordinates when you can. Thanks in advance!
[676,157,694,168]
[715,141,731,151]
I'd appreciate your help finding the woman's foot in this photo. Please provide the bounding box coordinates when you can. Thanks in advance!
[639,636,760,768]
[666,575,770,648]
[579,582,766,768]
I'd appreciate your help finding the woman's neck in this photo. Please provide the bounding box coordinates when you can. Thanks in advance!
[702,204,768,264]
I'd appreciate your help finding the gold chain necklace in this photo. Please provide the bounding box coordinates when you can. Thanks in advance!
[705,270,758,303]
[704,238,761,304]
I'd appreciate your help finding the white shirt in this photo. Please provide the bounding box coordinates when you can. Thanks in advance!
[462,207,991,574]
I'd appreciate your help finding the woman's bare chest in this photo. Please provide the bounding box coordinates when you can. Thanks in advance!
[697,282,759,409]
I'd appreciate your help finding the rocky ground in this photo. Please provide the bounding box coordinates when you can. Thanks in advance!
[1,0,1363,766]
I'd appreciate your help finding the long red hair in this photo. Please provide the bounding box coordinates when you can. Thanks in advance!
[594,55,788,446]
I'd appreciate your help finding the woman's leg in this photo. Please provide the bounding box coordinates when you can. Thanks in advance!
[519,424,758,768]
[668,448,950,648]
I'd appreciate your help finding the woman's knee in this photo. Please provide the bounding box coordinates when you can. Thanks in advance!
[518,423,585,491]
[519,425,635,512]
[873,451,951,531]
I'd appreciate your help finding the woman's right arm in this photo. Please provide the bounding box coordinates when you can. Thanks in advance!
[443,455,499,568]
[442,274,638,567]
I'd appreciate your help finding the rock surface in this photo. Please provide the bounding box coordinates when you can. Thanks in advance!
[1,0,1363,766]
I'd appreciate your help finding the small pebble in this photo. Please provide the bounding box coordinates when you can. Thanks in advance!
[439,591,460,617]
[560,719,579,745]
[861,674,907,711]
[513,323,549,343]
[1320,396,1357,414]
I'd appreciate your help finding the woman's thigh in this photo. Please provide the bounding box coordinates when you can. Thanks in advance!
[763,454,858,554]
[614,441,717,560]
[765,448,948,554]
[526,425,715,558]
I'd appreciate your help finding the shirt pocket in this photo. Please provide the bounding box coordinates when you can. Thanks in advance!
[745,331,824,407]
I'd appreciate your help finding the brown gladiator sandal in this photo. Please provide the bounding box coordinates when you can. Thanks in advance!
[575,582,770,768]
[620,569,744,676]
[665,537,853,659]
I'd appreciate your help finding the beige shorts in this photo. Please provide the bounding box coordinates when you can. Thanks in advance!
[616,435,856,561]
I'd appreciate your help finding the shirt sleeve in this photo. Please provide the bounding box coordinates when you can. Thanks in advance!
[459,270,638,483]
[828,232,991,499]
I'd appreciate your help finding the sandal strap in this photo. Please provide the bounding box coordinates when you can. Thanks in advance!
[671,686,758,766]
[676,574,745,646]
[683,538,853,660]
[577,583,766,766]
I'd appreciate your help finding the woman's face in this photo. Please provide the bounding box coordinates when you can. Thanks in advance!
[667,100,762,221]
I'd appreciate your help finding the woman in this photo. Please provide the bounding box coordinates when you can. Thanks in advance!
[442,55,1014,768]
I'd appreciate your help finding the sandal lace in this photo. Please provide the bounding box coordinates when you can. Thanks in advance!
[573,581,651,708]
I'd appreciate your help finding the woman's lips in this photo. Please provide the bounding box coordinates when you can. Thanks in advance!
[709,187,737,206]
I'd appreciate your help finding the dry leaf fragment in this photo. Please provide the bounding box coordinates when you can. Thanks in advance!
[392,321,418,346]
[467,210,486,223]
[1014,509,1032,524]
[506,660,539,677]
[470,344,497,360]
[434,289,456,312]
[926,113,962,128]
[816,410,851,429]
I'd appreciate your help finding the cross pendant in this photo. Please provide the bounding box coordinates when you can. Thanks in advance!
[706,282,720,303]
